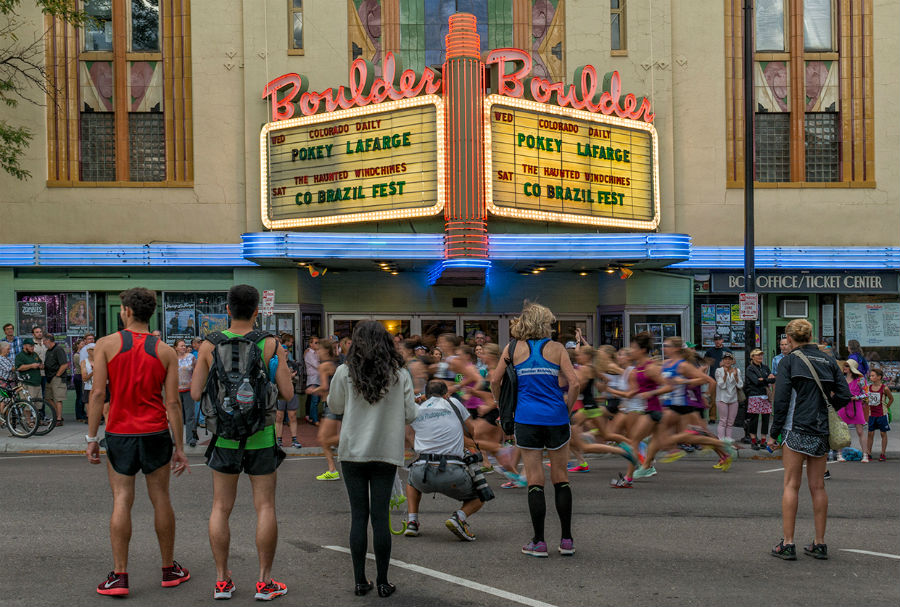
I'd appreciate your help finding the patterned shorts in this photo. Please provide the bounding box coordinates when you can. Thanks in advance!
[784,430,829,458]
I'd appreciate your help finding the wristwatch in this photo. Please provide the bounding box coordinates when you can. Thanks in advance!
[85,435,99,444]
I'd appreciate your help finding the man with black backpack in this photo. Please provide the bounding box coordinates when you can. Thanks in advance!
[190,285,294,601]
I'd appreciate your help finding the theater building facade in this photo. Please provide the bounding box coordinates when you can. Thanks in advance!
[1,1,897,372]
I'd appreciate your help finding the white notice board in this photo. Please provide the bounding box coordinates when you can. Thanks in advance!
[844,303,900,347]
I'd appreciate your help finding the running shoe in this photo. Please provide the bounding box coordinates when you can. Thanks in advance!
[567,461,590,472]
[803,543,828,560]
[718,453,735,472]
[446,513,476,541]
[254,579,287,601]
[771,540,797,560]
[558,538,575,556]
[291,439,302,449]
[316,470,340,481]
[633,466,657,479]
[501,479,527,488]
[823,470,832,480]
[680,443,695,453]
[879,454,887,462]
[660,449,687,464]
[214,579,235,600]
[97,571,129,596]
[521,540,549,557]
[618,442,638,465]
[609,473,633,488]
[161,561,191,587]
[862,454,870,463]
[404,520,420,537]
[836,453,846,462]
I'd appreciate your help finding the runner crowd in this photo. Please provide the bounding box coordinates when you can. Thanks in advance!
[0,290,893,599]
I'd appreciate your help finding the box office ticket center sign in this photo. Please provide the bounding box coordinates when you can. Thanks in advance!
[261,97,443,228]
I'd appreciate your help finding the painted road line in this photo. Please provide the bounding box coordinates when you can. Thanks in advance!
[758,461,841,474]
[323,545,559,607]
[840,549,900,560]
[0,453,83,461]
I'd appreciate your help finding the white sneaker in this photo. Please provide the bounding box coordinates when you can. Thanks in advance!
[836,454,846,462]
[862,454,870,463]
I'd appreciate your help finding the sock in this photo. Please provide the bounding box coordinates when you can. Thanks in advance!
[407,513,418,523]
[527,485,546,543]
[456,509,467,522]
[553,482,573,540]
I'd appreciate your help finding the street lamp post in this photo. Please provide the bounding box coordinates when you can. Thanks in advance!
[743,0,756,367]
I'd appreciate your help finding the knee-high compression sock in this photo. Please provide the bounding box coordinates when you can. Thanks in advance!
[553,482,573,540]
[527,485,546,543]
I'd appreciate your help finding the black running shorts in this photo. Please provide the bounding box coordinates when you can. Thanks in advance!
[105,430,173,476]
[604,398,621,415]
[206,445,285,476]
[668,405,696,416]
[515,423,570,451]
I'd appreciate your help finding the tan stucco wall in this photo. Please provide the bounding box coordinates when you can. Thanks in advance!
[0,0,896,248]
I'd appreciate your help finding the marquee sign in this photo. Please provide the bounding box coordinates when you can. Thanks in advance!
[261,96,443,229]
[485,96,659,229]
[260,12,658,240]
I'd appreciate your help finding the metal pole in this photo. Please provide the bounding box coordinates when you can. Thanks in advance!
[743,0,756,371]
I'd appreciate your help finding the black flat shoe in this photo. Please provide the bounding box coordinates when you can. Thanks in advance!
[377,582,396,597]
[354,581,374,596]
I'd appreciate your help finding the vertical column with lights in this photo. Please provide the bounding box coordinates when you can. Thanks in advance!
[443,13,487,260]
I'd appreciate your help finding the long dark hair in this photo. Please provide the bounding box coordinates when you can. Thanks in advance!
[346,321,404,404]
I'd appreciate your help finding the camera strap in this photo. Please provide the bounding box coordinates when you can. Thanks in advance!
[444,397,480,453]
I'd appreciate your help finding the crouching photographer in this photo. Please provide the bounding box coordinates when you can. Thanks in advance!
[404,380,493,542]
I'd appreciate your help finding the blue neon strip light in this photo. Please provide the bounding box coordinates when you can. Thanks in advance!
[12,244,253,267]
[671,246,900,270]
[426,259,492,285]
[0,245,37,266]
[243,232,445,260]
[488,233,691,260]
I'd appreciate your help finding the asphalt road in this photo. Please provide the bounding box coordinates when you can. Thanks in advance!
[1,453,897,607]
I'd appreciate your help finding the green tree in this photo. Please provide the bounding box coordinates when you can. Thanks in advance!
[0,1,88,179]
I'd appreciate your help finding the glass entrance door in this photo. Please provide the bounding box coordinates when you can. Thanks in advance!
[461,317,499,344]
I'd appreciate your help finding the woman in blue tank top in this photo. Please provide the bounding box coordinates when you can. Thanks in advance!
[490,302,579,559]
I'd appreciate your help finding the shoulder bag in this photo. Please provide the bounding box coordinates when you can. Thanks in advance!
[794,350,851,451]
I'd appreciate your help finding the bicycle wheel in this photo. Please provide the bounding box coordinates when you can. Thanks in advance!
[31,399,57,436]
[6,401,39,438]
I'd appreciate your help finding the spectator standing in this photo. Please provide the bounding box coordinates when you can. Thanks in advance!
[771,337,790,374]
[174,339,197,448]
[31,326,47,396]
[704,334,729,423]
[327,321,418,598]
[275,333,302,449]
[42,334,69,426]
[836,359,869,461]
[80,344,96,422]
[491,302,580,558]
[0,342,14,384]
[2,323,23,360]
[865,368,893,461]
[744,349,775,449]
[303,336,321,425]
[14,338,42,400]
[72,338,86,422]
[714,351,743,440]
[769,319,851,561]
[847,340,869,378]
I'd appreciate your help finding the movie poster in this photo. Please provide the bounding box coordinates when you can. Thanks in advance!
[198,313,228,338]
[731,303,741,323]
[715,305,731,324]
[165,301,195,342]
[731,326,746,346]
[701,304,716,324]
[66,294,94,336]
[17,301,46,336]
[663,323,677,338]
[701,325,717,347]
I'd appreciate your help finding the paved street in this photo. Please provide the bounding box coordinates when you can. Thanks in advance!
[0,452,897,607]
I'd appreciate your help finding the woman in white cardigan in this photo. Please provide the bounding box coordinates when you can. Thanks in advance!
[328,321,418,598]
[715,351,744,440]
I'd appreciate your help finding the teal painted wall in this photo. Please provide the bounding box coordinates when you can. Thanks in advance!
[233,268,301,304]
[763,294,819,355]
[0,269,14,328]
[626,271,693,307]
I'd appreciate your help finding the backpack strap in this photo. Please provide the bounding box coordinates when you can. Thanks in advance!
[205,331,227,346]
[506,339,517,365]
[204,434,218,460]
[793,350,835,412]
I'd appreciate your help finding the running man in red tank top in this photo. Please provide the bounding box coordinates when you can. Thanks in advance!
[86,288,190,597]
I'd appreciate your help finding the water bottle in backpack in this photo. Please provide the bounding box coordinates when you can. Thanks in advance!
[235,378,255,413]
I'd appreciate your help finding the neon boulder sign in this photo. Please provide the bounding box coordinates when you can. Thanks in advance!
[262,49,654,124]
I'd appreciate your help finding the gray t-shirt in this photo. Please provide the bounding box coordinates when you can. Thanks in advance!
[410,396,469,457]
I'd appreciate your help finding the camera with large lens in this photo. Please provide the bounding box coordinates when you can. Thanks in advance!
[462,451,494,502]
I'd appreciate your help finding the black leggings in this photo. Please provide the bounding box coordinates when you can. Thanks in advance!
[341,460,396,585]
[746,413,770,437]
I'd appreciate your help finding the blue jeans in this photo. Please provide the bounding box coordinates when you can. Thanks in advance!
[307,393,320,423]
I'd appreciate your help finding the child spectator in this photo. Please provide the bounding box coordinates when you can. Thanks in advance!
[865,368,893,462]
[837,359,869,461]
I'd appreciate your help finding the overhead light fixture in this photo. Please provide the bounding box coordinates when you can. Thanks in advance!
[578,271,589,276]
[605,267,616,274]
[531,269,540,274]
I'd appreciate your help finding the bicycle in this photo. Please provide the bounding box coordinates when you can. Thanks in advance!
[8,373,55,436]
[0,381,40,438]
